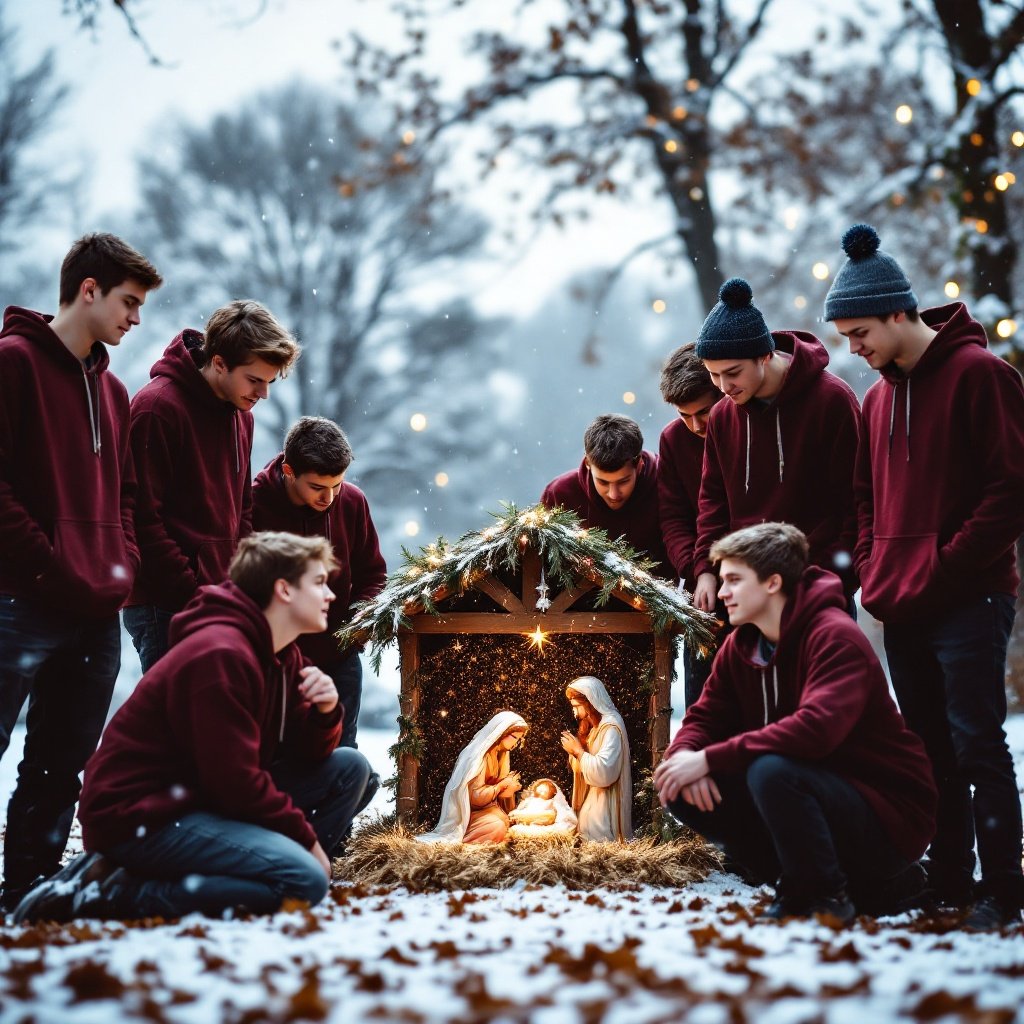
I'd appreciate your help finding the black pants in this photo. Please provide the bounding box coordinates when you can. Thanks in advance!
[668,754,910,902]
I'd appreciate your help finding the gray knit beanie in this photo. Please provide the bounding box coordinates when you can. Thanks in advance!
[823,224,918,320]
[695,278,774,360]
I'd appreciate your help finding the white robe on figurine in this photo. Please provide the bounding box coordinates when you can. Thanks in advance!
[567,675,632,842]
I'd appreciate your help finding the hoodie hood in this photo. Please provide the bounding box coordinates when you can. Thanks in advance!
[169,580,275,663]
[573,451,659,515]
[151,329,232,412]
[252,455,331,538]
[762,330,829,407]
[1,305,111,374]
[879,302,987,386]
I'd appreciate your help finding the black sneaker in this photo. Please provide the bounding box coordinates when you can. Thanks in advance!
[12,854,108,925]
[760,889,855,924]
[0,876,46,916]
[963,895,1023,931]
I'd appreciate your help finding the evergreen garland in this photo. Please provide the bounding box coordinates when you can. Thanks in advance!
[338,503,718,670]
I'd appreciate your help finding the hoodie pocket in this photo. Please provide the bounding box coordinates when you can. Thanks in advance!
[48,518,133,613]
[195,538,238,586]
[860,533,950,621]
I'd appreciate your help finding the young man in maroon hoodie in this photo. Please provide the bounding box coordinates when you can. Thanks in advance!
[540,414,669,577]
[124,300,300,672]
[253,417,387,748]
[0,233,162,913]
[690,279,861,618]
[14,532,377,924]
[826,224,1024,929]
[658,343,723,707]
[654,523,936,922]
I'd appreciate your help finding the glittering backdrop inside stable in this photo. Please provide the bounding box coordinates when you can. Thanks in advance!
[414,632,657,830]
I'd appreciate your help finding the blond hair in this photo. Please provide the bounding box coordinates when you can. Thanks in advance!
[229,531,337,608]
[204,300,300,374]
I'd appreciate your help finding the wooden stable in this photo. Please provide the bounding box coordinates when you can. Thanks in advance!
[395,545,676,824]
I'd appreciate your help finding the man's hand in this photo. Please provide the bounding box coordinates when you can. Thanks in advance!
[693,573,719,612]
[311,840,332,880]
[299,665,339,714]
[653,750,710,805]
[560,730,584,759]
[680,776,722,813]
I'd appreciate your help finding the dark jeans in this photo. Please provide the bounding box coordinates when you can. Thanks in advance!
[123,605,175,674]
[884,593,1021,905]
[0,594,120,892]
[667,754,910,901]
[683,640,714,711]
[324,650,362,748]
[100,747,378,918]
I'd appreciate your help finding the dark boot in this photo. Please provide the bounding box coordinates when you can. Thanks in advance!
[760,881,855,924]
[12,854,113,924]
[963,895,1023,931]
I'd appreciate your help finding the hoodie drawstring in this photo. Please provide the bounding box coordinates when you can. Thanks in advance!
[887,381,912,462]
[744,413,784,492]
[759,665,780,726]
[280,668,287,743]
[760,669,768,725]
[81,367,102,456]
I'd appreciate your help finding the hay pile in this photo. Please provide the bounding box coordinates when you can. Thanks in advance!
[337,819,722,891]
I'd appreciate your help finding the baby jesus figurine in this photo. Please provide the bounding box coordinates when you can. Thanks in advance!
[508,778,578,839]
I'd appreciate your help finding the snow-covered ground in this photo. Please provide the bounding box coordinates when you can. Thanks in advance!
[1,678,1022,1022]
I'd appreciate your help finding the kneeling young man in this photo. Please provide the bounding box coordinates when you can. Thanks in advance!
[15,533,377,923]
[654,523,936,922]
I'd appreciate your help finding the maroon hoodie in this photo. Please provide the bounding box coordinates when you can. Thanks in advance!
[693,332,861,593]
[658,417,706,583]
[855,303,1024,623]
[252,454,387,664]
[128,330,254,611]
[0,307,139,616]
[540,452,669,577]
[666,567,937,861]
[79,580,342,852]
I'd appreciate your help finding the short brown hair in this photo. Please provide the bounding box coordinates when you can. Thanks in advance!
[660,342,717,405]
[229,531,337,609]
[204,300,300,374]
[710,522,808,595]
[875,308,920,323]
[284,417,353,477]
[583,414,643,471]
[59,233,163,306]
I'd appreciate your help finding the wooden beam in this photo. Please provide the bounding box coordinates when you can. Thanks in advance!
[545,580,597,613]
[474,575,527,614]
[651,633,675,766]
[397,632,420,825]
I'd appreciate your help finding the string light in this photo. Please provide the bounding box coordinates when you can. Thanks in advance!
[664,139,678,154]
[1012,131,1024,147]
[410,413,428,431]
[622,391,636,405]
[812,262,830,280]
[996,319,1017,338]
[794,295,807,309]
[895,105,913,124]
[652,299,666,313]
[404,521,420,537]
[995,174,1011,191]
[966,78,981,96]
[944,281,960,299]
[434,472,449,487]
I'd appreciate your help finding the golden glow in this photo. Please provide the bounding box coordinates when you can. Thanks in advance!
[995,174,1010,191]
[996,318,1017,338]
[664,139,678,153]
[525,626,549,652]
[686,78,700,92]
[970,132,984,146]
[812,262,830,280]
[1012,131,1024,147]
[672,105,688,120]
[434,472,449,487]
[975,219,989,234]
[944,281,960,299]
[402,130,416,145]
[404,520,420,537]
[410,413,428,432]
[1006,172,1017,184]
[966,78,981,97]
[793,295,807,309]
[689,186,704,201]
[652,298,667,314]
[895,105,913,124]
[622,391,636,405]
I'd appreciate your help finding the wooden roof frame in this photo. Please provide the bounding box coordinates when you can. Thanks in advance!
[395,545,676,824]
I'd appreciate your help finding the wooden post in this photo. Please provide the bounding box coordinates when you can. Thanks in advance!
[651,632,674,765]
[397,632,420,825]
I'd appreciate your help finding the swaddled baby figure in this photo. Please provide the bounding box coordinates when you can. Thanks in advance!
[508,778,577,838]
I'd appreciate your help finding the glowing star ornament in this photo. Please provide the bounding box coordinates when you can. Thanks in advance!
[524,626,549,652]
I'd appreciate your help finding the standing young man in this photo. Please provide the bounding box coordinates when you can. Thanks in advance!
[655,524,936,922]
[0,233,162,911]
[691,279,861,617]
[541,414,669,577]
[15,532,377,924]
[826,223,1024,928]
[253,417,387,748]
[125,300,300,671]
[658,343,724,706]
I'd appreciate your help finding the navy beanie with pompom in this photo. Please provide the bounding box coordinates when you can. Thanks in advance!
[695,277,775,360]
[823,223,918,321]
